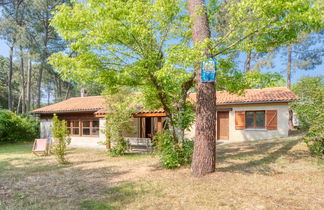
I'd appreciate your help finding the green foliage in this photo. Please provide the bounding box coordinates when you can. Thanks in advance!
[105,89,137,156]
[49,0,322,167]
[0,109,39,143]
[291,77,324,129]
[51,114,71,164]
[156,132,194,169]
[304,114,324,157]
[109,136,129,157]
[210,0,323,53]
[49,0,293,144]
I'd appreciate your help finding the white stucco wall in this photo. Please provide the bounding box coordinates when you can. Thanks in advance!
[69,118,106,150]
[185,103,289,142]
[40,117,107,150]
[229,103,289,142]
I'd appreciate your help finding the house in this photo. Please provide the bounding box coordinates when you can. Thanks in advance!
[31,87,298,149]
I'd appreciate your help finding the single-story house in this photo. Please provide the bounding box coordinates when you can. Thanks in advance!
[31,87,298,149]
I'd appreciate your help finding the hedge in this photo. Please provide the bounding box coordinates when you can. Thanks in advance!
[0,109,39,143]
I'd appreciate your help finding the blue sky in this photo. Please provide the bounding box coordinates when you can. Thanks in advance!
[0,39,323,84]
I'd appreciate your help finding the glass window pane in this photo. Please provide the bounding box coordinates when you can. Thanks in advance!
[93,120,99,127]
[66,121,71,127]
[83,121,90,127]
[83,128,90,135]
[92,128,99,136]
[73,128,79,135]
[73,121,79,127]
[246,112,254,127]
[256,111,265,127]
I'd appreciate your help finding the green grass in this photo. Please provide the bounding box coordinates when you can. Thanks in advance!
[0,137,323,210]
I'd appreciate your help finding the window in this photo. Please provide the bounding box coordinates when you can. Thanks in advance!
[92,120,100,136]
[67,120,80,135]
[245,111,265,128]
[235,110,277,130]
[66,119,100,137]
[82,120,91,136]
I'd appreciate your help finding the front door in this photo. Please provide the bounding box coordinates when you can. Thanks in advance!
[217,111,229,140]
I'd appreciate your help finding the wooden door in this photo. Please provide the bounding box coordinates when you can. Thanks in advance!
[217,111,229,140]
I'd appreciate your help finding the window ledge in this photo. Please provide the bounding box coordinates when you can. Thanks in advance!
[244,128,267,131]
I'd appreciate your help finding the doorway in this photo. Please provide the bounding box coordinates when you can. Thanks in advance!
[217,111,229,140]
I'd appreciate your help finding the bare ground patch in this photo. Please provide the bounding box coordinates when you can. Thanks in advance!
[0,137,323,209]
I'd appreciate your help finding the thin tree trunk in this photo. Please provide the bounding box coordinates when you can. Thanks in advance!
[287,45,294,130]
[245,50,252,72]
[26,55,32,112]
[8,45,14,111]
[19,46,26,113]
[64,82,71,100]
[58,78,62,101]
[16,92,22,114]
[287,45,292,89]
[37,62,44,108]
[188,0,216,177]
[37,5,50,108]
[47,86,51,105]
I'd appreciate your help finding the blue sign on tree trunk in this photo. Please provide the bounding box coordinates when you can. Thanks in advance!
[201,58,216,83]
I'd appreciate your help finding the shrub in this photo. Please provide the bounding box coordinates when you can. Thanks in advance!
[0,109,39,143]
[304,114,324,157]
[109,136,129,157]
[291,77,323,130]
[182,140,194,165]
[51,114,71,164]
[104,88,137,156]
[155,132,194,169]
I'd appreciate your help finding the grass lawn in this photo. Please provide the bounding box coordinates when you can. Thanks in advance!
[0,136,323,210]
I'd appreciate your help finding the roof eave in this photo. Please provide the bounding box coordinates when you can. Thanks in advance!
[31,109,101,114]
[216,100,296,106]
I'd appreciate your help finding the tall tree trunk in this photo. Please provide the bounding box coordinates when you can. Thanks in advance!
[19,46,26,113]
[245,50,252,72]
[26,55,32,112]
[16,92,22,114]
[287,45,294,130]
[37,5,50,108]
[8,45,14,111]
[287,45,292,89]
[188,0,216,177]
[47,85,51,105]
[64,82,71,100]
[58,78,62,101]
[37,61,44,108]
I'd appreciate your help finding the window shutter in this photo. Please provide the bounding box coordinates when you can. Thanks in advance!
[266,110,277,130]
[235,111,245,130]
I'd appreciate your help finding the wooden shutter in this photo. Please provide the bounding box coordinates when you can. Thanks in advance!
[266,110,277,130]
[235,111,245,130]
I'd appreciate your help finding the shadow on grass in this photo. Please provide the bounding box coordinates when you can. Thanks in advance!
[0,144,152,209]
[216,138,301,175]
[79,182,148,210]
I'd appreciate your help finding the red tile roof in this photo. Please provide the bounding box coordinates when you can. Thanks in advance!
[189,87,298,104]
[31,87,298,114]
[31,96,105,114]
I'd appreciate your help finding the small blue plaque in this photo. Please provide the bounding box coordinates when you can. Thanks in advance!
[201,58,216,83]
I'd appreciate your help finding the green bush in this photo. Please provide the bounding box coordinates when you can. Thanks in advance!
[304,114,324,157]
[291,77,323,130]
[51,114,71,164]
[182,140,194,164]
[155,132,194,169]
[109,137,129,157]
[0,109,39,143]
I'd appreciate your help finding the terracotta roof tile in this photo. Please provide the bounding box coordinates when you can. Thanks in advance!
[189,87,298,104]
[31,96,105,114]
[32,87,298,114]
